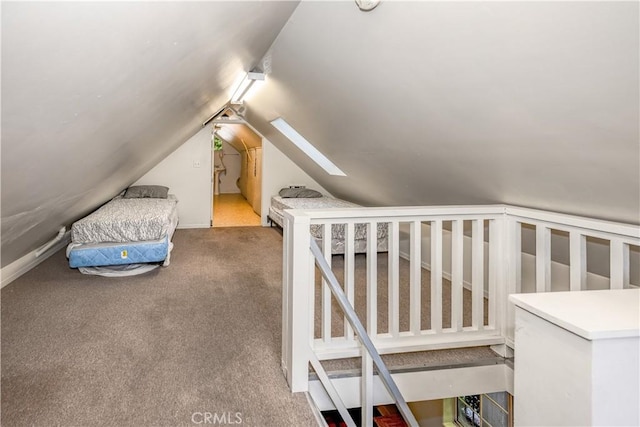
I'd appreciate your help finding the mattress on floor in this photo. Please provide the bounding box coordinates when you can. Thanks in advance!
[68,236,170,268]
[71,195,178,244]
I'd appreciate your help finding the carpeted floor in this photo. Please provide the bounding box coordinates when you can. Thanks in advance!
[315,252,489,339]
[2,226,499,427]
[313,249,494,373]
[1,227,319,427]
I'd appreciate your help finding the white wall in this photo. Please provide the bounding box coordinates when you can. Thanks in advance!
[261,137,332,226]
[512,295,640,426]
[135,126,211,228]
[135,131,333,229]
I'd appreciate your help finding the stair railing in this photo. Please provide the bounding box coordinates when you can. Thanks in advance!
[309,238,419,427]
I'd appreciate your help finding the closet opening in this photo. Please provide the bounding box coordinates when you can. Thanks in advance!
[211,119,262,227]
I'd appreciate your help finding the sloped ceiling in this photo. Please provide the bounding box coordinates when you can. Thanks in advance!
[1,1,299,266]
[2,1,639,269]
[246,1,639,223]
[215,123,262,154]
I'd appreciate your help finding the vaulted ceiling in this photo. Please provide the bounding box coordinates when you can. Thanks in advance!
[247,1,639,219]
[2,1,638,267]
[1,1,298,266]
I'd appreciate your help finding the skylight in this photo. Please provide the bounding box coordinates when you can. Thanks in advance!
[270,118,346,177]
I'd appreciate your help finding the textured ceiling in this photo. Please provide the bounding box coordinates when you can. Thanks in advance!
[1,1,639,269]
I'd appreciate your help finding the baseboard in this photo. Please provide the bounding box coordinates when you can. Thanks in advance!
[176,223,211,229]
[398,250,612,296]
[1,231,72,289]
[398,250,487,298]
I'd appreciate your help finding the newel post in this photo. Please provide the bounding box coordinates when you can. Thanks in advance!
[282,210,313,393]
[490,209,517,357]
[502,209,521,350]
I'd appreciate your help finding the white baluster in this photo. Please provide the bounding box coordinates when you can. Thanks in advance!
[388,221,400,337]
[431,219,443,333]
[472,219,484,330]
[488,219,502,329]
[569,231,587,291]
[367,221,378,336]
[345,222,355,341]
[536,225,551,293]
[514,221,522,294]
[410,220,422,334]
[610,239,629,289]
[322,224,332,342]
[451,220,464,331]
[361,351,374,427]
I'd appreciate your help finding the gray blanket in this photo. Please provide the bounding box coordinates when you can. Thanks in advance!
[71,196,178,244]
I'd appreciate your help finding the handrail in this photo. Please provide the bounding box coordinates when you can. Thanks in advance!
[287,204,506,222]
[284,204,640,241]
[310,238,419,427]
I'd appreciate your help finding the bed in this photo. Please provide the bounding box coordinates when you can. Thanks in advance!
[66,185,179,276]
[268,191,388,254]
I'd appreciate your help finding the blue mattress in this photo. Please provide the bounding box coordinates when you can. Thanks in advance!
[68,236,169,268]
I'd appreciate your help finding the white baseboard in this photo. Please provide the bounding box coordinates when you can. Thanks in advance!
[1,231,72,289]
[176,223,211,229]
[398,250,611,296]
[398,250,486,297]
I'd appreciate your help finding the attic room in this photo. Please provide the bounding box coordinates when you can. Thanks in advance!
[1,1,639,426]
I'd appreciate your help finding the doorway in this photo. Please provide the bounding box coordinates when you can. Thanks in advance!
[213,194,261,227]
[211,118,262,227]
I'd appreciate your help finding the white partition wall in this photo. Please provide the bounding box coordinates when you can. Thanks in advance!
[511,290,640,427]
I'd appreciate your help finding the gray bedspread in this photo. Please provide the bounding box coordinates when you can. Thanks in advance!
[71,196,178,244]
[270,196,388,239]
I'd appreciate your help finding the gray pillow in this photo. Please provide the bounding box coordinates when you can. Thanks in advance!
[123,185,169,199]
[279,187,322,198]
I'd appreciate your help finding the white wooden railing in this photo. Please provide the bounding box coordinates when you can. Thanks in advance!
[281,204,639,394]
[310,238,419,427]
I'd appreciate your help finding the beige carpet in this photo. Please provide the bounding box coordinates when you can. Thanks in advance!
[2,226,499,427]
[1,227,318,427]
[213,194,261,227]
[315,253,489,339]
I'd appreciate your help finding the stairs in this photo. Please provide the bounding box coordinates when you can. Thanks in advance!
[309,346,512,415]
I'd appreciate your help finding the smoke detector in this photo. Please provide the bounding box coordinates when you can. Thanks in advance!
[355,0,380,11]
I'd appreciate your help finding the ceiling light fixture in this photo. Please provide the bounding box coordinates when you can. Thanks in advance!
[271,117,346,177]
[230,70,265,104]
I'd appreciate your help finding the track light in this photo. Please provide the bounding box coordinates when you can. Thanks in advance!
[230,71,265,104]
